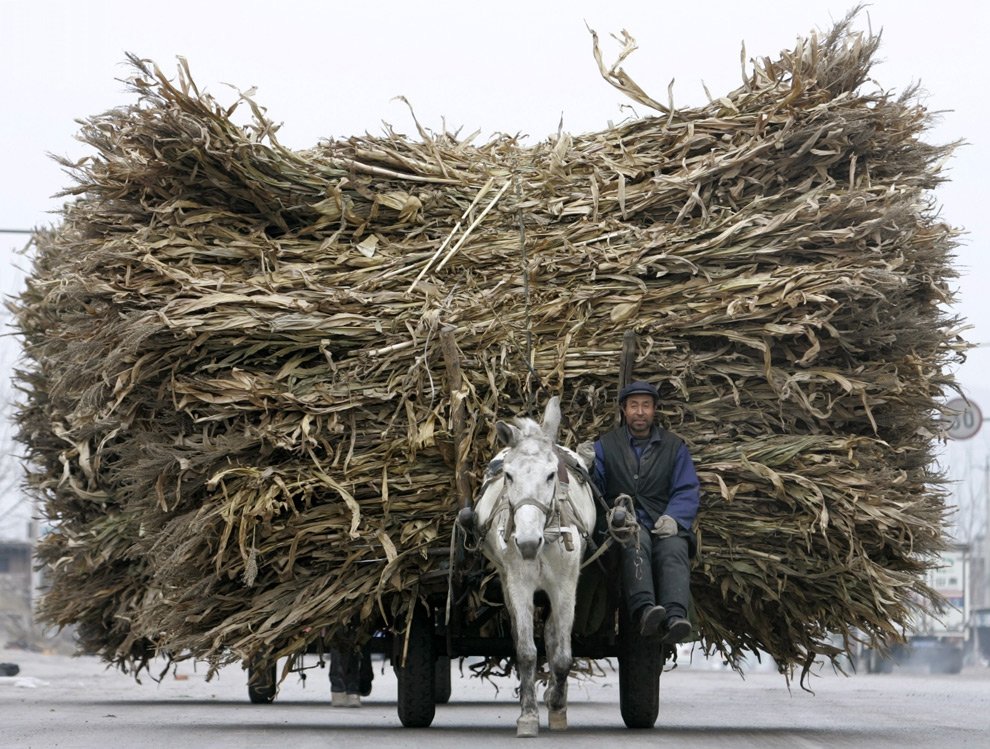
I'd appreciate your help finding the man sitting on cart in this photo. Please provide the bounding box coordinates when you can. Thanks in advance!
[587,380,700,645]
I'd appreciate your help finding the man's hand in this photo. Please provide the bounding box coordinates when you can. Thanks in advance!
[608,494,635,535]
[652,514,679,538]
[576,440,595,470]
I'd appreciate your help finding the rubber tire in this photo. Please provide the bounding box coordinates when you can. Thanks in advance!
[434,656,452,704]
[247,662,278,704]
[396,606,436,727]
[617,607,661,728]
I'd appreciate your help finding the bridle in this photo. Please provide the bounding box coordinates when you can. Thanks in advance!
[474,446,590,553]
[499,466,562,543]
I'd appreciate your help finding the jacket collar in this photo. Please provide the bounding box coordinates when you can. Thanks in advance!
[623,424,662,446]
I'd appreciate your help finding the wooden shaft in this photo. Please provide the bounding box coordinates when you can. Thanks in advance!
[617,330,637,425]
[441,326,472,510]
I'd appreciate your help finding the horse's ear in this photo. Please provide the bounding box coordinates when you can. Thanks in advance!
[496,420,518,446]
[541,396,561,442]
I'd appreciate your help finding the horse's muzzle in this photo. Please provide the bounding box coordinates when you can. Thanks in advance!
[514,535,544,560]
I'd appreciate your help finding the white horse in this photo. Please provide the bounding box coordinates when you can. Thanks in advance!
[471,396,597,737]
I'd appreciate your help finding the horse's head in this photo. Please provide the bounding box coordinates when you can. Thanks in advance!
[494,396,562,561]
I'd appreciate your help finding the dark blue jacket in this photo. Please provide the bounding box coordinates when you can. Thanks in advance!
[592,425,700,531]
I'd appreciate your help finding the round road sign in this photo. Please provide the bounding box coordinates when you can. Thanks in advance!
[945,397,983,440]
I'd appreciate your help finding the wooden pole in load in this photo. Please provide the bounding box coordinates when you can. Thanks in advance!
[617,330,637,425]
[441,326,472,511]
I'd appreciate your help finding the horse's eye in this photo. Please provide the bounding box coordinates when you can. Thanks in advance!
[505,472,514,483]
[547,472,555,483]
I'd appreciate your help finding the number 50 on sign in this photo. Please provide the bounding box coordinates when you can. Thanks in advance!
[944,397,983,440]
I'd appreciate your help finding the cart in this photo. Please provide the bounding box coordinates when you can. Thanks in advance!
[247,330,671,728]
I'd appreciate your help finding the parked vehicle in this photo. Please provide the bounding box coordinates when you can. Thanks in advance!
[860,544,969,674]
[244,342,676,728]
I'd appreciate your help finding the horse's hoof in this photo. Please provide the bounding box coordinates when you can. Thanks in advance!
[516,715,539,738]
[548,708,567,731]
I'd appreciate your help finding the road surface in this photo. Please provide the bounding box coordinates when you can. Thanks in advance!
[2,645,988,747]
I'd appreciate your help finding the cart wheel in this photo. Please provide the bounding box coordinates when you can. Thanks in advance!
[247,661,278,704]
[617,607,661,728]
[396,606,436,727]
[434,656,452,704]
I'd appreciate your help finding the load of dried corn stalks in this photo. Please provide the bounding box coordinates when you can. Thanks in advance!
[13,10,966,683]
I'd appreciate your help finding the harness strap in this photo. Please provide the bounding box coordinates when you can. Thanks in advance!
[580,535,613,570]
[470,446,594,552]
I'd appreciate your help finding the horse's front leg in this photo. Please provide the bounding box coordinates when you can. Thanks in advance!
[504,576,539,737]
[543,556,578,731]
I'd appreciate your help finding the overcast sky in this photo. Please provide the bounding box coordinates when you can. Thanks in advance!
[2,0,988,539]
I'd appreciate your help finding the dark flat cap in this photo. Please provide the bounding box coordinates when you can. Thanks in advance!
[619,380,659,404]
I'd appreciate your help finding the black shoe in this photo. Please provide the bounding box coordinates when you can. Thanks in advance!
[637,605,667,637]
[661,616,691,645]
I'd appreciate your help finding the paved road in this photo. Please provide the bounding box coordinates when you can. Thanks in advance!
[2,645,988,747]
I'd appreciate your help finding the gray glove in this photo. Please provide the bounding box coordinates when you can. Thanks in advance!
[652,514,679,538]
[576,440,595,470]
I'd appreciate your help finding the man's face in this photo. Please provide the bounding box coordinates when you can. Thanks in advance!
[622,394,656,438]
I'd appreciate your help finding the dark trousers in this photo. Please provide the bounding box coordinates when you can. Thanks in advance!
[622,525,691,620]
[329,647,362,693]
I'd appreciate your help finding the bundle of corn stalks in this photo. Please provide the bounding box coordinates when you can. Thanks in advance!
[14,9,965,683]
